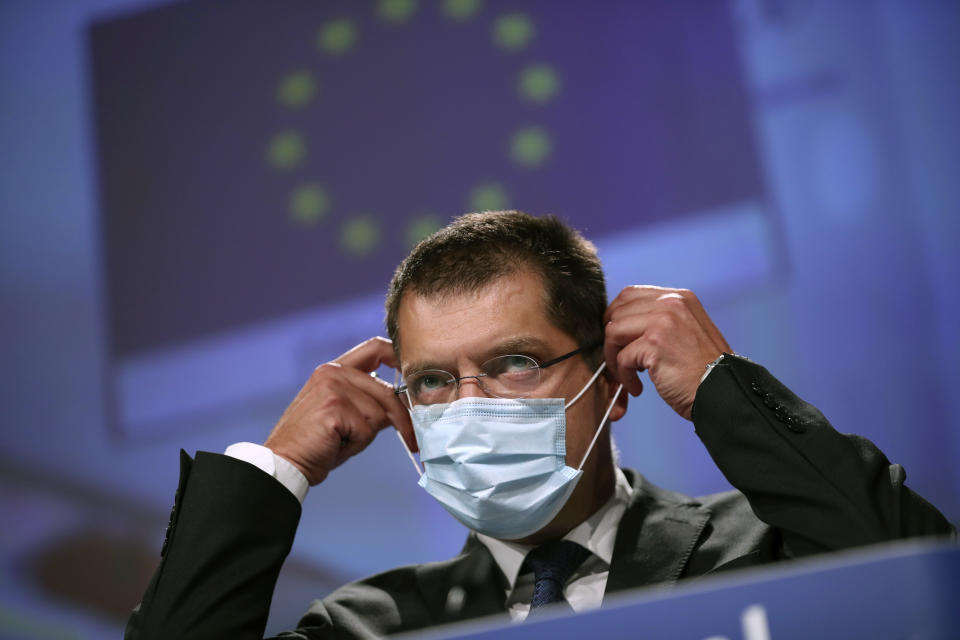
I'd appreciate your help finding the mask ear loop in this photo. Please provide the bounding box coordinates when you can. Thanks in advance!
[564,361,608,410]
[578,384,623,470]
[390,369,424,477]
[396,428,423,477]
[565,362,624,470]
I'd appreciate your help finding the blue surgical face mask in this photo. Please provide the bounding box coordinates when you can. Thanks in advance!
[397,363,623,540]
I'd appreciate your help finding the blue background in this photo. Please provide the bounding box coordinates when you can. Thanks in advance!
[0,1,958,637]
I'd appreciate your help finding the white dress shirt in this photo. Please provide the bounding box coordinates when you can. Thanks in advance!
[475,467,632,622]
[224,442,309,504]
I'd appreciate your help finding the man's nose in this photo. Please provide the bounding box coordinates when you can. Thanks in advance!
[456,376,488,399]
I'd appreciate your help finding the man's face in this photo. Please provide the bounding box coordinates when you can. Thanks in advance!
[396,269,619,541]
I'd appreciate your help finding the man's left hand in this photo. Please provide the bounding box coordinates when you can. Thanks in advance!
[603,286,731,420]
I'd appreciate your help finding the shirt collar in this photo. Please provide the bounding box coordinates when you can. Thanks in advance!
[476,467,632,590]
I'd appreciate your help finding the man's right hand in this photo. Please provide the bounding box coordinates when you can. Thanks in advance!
[263,337,416,485]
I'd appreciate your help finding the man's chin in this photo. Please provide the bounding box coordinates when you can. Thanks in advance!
[493,516,575,546]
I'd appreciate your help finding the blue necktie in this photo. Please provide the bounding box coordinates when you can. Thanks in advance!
[521,540,591,617]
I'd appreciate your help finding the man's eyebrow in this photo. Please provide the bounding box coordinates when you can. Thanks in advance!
[401,360,444,379]
[401,336,554,378]
[484,336,553,360]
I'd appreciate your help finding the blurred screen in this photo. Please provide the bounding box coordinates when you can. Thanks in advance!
[89,0,774,437]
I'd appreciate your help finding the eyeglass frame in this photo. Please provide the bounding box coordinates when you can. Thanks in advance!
[394,341,603,407]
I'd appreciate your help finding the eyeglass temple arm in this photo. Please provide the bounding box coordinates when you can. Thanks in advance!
[389,368,424,476]
[539,340,604,369]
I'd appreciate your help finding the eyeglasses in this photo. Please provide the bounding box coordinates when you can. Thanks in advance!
[395,342,601,407]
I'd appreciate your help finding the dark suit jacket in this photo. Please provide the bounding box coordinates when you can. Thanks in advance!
[125,355,954,639]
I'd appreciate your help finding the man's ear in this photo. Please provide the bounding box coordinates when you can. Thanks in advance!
[600,368,629,422]
[608,385,629,422]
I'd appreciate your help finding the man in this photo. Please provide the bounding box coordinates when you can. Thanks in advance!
[126,211,953,639]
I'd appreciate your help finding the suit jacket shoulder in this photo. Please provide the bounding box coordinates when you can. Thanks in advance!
[290,537,508,638]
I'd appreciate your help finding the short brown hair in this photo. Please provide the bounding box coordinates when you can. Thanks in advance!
[385,211,607,363]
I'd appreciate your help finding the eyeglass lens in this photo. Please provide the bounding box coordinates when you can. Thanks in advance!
[405,354,541,406]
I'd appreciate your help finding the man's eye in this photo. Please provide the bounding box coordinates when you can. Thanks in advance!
[414,373,448,392]
[502,355,535,372]
[487,355,537,377]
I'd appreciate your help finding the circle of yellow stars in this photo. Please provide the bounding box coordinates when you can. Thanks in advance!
[266,0,562,255]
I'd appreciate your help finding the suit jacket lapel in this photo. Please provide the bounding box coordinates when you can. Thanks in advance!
[605,470,711,595]
[430,469,712,617]
[425,535,507,625]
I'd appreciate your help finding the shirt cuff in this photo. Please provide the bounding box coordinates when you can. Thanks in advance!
[700,354,724,384]
[224,442,309,505]
[700,352,753,385]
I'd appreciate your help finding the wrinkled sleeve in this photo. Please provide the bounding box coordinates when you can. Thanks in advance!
[691,354,955,557]
[125,451,323,640]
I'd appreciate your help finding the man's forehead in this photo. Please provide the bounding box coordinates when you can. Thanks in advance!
[393,272,566,363]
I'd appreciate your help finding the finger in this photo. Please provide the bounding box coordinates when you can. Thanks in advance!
[265,382,373,484]
[602,356,643,396]
[615,339,651,381]
[610,284,677,316]
[604,286,641,325]
[663,289,706,332]
[327,396,381,467]
[335,365,417,452]
[613,291,700,349]
[604,321,645,396]
[335,336,400,373]
[604,285,676,324]
[333,382,390,433]
[329,338,414,449]
[298,364,395,445]
[674,289,731,353]
[604,304,658,333]
[605,308,679,395]
[335,376,418,454]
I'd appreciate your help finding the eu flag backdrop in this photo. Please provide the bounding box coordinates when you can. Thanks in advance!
[89,0,765,361]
